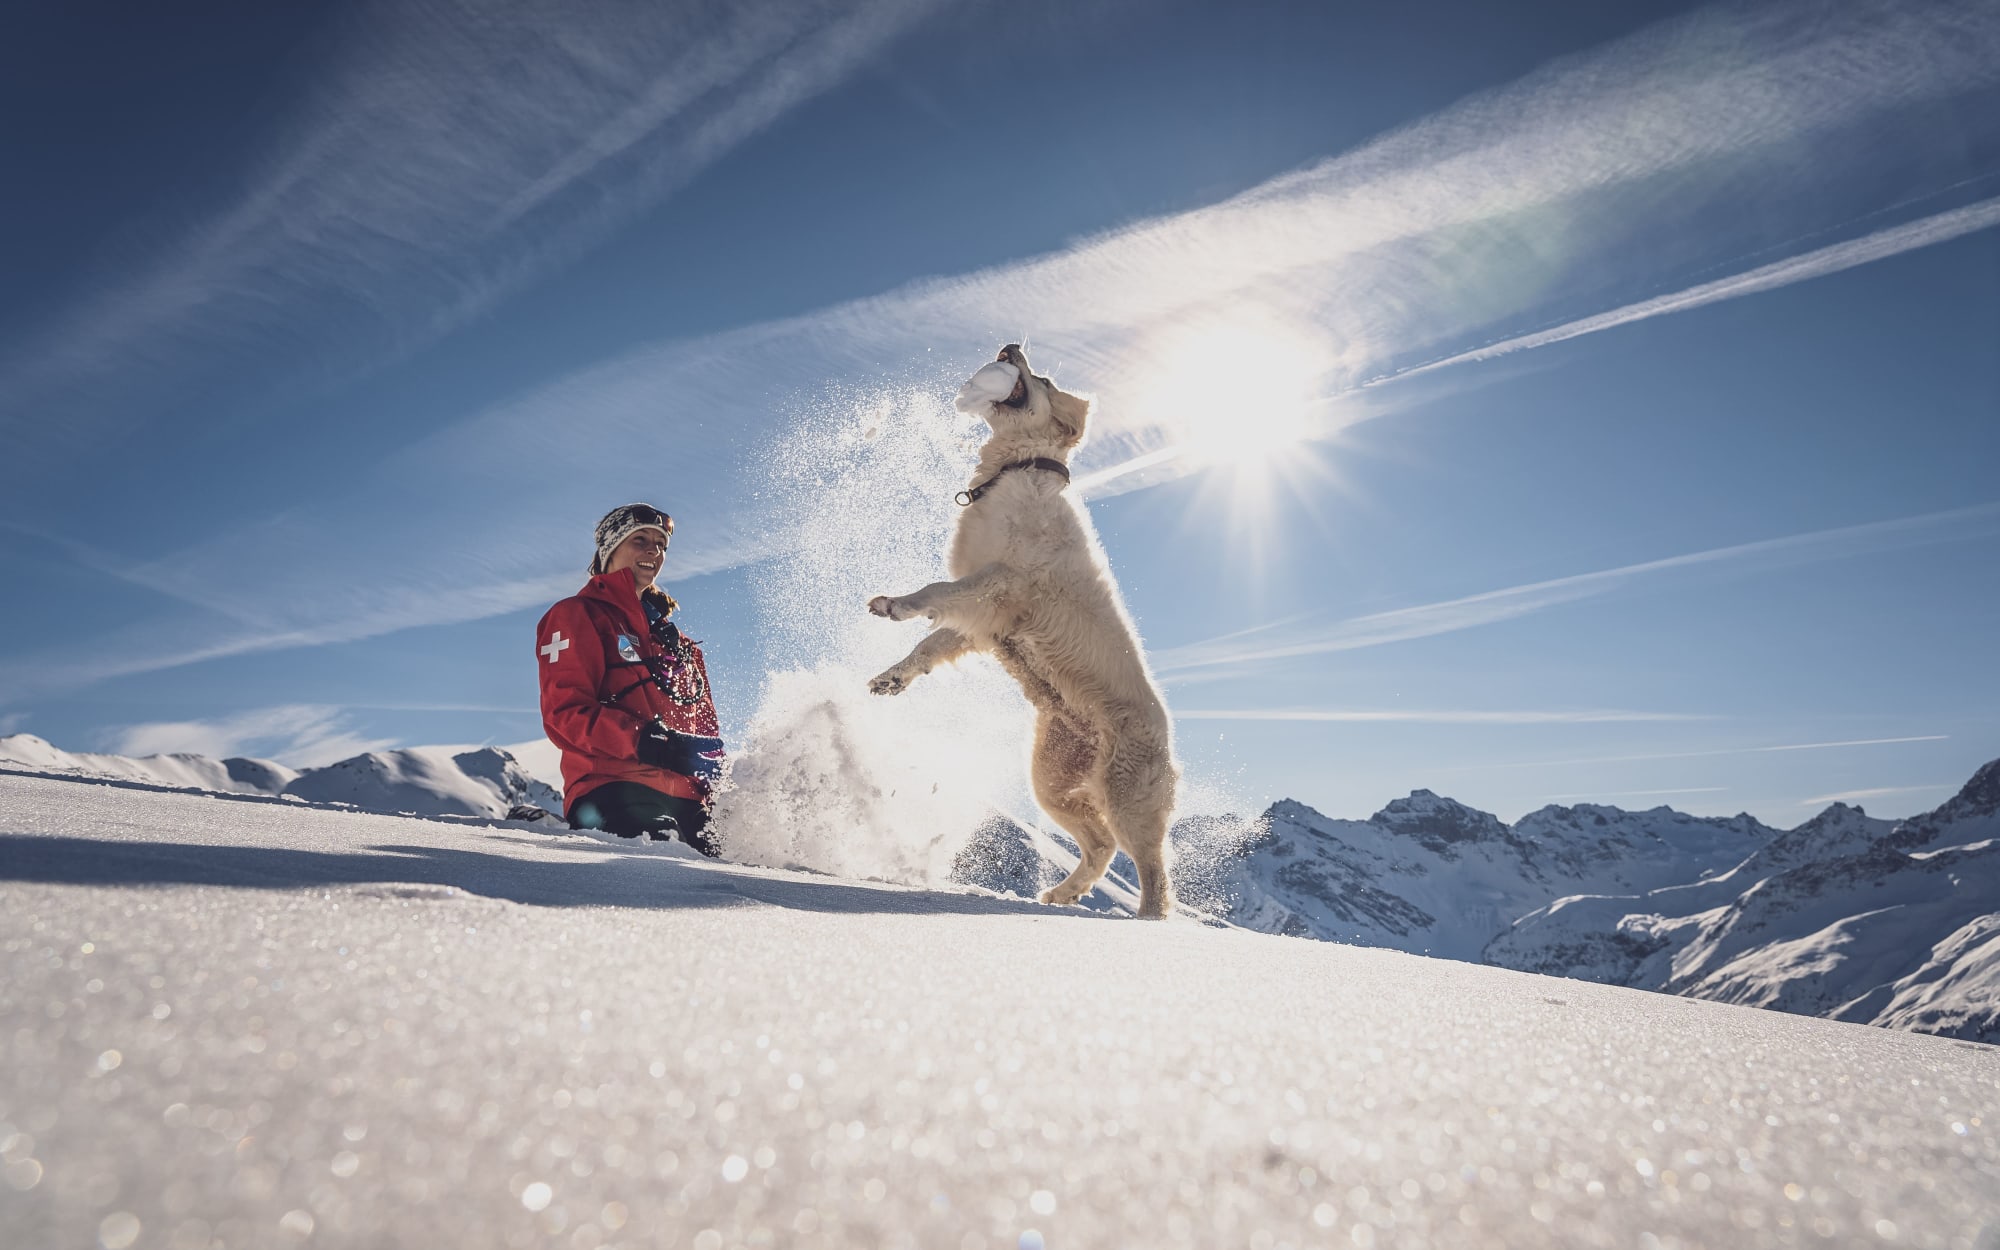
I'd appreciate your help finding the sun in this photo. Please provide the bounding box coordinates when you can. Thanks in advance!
[1115,312,1355,575]
[1136,315,1328,469]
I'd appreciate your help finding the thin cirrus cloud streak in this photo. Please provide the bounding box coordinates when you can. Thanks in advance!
[1383,193,2000,383]
[1074,193,2000,497]
[1172,709,1706,725]
[1547,786,1729,800]
[1798,784,1955,806]
[1152,502,2000,676]
[0,0,950,472]
[9,0,2000,698]
[112,703,393,767]
[1430,735,1952,773]
[1800,784,1952,804]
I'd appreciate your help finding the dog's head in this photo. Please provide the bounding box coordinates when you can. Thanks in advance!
[981,343,1090,452]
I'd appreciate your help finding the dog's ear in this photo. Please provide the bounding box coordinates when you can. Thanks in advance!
[1047,386,1090,449]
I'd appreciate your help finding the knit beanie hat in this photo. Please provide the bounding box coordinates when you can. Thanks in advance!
[591,503,674,576]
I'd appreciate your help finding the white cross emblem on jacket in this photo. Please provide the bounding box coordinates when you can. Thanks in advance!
[540,632,570,663]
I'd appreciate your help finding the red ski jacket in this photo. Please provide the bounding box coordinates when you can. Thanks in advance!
[536,568,722,813]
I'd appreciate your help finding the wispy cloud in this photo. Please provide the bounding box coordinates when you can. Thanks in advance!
[1798,783,1957,806]
[0,0,950,472]
[1154,503,2000,674]
[112,704,394,767]
[1385,193,2000,381]
[12,0,2000,695]
[1436,735,1951,772]
[1547,786,1729,800]
[1172,708,1705,725]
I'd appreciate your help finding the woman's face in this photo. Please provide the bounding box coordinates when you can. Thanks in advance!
[606,528,669,587]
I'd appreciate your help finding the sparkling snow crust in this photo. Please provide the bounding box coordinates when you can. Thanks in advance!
[2,773,1997,1250]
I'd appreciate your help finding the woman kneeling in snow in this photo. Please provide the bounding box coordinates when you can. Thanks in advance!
[535,503,725,854]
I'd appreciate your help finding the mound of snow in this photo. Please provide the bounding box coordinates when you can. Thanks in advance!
[283,746,562,818]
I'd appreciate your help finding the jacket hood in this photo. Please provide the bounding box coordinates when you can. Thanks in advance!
[578,568,646,630]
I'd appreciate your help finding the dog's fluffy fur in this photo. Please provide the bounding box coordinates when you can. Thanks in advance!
[867,344,1179,919]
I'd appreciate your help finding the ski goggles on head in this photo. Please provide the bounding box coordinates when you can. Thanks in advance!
[626,505,674,535]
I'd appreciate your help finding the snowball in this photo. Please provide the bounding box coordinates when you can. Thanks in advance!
[953,360,1019,413]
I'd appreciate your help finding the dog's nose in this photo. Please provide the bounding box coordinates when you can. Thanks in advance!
[998,343,1020,360]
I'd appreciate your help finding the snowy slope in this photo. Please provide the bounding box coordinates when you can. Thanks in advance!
[1211,791,1774,959]
[0,734,559,821]
[501,736,566,794]
[2,771,1996,1250]
[0,733,298,795]
[1490,761,2000,1043]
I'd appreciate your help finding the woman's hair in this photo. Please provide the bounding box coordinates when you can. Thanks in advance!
[641,584,680,618]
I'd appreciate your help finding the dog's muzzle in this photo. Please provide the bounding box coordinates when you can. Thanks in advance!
[997,345,1029,407]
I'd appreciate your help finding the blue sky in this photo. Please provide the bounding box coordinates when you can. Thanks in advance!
[2,0,1996,826]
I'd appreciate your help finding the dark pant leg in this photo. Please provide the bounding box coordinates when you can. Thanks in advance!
[568,782,719,857]
[667,797,719,858]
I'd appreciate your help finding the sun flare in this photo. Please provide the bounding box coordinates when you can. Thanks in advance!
[1137,316,1328,469]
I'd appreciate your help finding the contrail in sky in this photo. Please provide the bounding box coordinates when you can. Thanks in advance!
[1428,735,1951,772]
[1173,709,1706,724]
[1386,194,2000,382]
[1152,503,2000,674]
[0,0,950,472]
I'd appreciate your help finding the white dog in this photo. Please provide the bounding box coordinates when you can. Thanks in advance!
[867,344,1179,919]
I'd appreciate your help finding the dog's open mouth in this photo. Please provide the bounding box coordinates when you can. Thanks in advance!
[997,345,1029,407]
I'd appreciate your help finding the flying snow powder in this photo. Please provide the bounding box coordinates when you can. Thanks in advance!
[707,372,1268,906]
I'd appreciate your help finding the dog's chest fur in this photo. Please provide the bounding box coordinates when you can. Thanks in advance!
[947,473,1084,585]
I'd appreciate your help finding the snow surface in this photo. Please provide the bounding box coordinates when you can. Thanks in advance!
[4,772,1998,1250]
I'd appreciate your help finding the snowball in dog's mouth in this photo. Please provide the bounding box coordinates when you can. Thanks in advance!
[954,360,1022,414]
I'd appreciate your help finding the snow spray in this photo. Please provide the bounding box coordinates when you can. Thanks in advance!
[709,375,1269,912]
[710,383,1037,885]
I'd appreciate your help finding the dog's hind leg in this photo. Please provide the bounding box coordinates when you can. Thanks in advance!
[867,627,973,696]
[1103,736,1178,920]
[1041,809,1117,908]
[1028,712,1119,907]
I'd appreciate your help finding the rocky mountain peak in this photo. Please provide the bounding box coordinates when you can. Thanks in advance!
[1885,756,2000,853]
[1369,788,1509,851]
[1942,757,2000,822]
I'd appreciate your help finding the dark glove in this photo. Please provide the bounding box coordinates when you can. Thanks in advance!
[636,719,726,782]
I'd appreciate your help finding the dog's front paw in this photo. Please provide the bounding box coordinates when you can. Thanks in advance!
[867,669,908,696]
[868,595,917,621]
[1039,885,1084,907]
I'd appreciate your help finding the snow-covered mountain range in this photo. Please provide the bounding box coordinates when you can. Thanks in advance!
[947,758,2000,1043]
[1178,759,1998,1044]
[1488,760,2000,1042]
[0,733,561,821]
[1208,789,1775,960]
